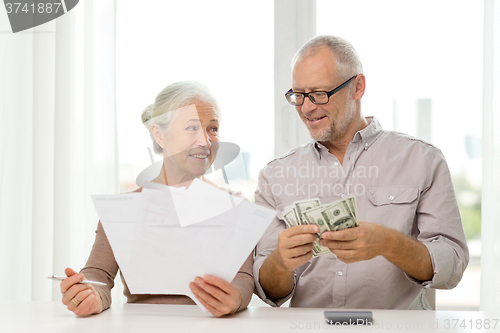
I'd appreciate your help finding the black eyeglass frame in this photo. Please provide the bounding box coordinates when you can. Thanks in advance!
[285,74,359,106]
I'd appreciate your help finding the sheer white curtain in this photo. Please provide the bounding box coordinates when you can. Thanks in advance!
[0,0,118,302]
[481,0,500,312]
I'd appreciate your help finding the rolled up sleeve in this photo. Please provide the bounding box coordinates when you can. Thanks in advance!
[412,149,469,289]
[231,253,255,312]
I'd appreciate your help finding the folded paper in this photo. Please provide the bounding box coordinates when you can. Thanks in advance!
[91,179,275,313]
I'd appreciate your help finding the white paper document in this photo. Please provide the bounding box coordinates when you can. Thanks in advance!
[91,179,275,313]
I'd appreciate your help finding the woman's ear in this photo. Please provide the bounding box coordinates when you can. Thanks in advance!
[151,124,164,149]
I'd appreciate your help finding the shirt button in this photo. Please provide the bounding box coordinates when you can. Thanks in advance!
[333,162,339,167]
[389,196,395,200]
[365,143,368,147]
[338,271,343,276]
[341,194,346,198]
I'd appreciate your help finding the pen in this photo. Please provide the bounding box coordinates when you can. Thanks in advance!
[48,275,107,286]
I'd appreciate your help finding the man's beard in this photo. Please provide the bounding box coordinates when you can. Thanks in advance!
[308,100,357,143]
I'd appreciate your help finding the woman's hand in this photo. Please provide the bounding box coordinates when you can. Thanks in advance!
[189,275,242,317]
[60,267,103,316]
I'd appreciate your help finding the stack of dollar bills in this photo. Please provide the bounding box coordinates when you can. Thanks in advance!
[282,196,358,257]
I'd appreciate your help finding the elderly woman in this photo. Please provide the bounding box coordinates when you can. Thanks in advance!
[59,81,254,317]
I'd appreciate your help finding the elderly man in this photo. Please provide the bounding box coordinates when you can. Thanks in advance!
[253,35,469,309]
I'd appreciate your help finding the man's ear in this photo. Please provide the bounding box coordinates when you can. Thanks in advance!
[353,74,366,101]
[151,124,164,149]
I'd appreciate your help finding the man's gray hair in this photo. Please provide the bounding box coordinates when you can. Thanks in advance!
[292,35,363,80]
[141,81,220,154]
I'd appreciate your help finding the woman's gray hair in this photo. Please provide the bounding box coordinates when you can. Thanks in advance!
[141,81,220,154]
[292,35,363,80]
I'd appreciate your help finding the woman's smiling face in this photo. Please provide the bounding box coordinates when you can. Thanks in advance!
[154,102,220,181]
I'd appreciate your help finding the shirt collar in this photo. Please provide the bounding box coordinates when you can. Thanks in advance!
[352,116,383,149]
[313,116,383,158]
[313,141,327,159]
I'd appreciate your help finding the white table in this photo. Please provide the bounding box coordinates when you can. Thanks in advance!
[1,301,499,333]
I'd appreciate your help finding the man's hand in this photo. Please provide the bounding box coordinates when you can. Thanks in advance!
[259,224,319,301]
[276,224,319,271]
[320,221,433,282]
[319,221,389,263]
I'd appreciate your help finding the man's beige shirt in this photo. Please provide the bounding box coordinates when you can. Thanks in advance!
[253,117,469,309]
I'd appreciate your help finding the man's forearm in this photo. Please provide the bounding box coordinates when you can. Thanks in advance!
[383,229,433,282]
[259,250,295,301]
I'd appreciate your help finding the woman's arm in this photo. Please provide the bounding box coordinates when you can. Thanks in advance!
[230,252,254,311]
[78,221,119,312]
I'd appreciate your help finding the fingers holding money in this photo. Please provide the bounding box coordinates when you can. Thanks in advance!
[283,196,359,258]
[277,244,315,272]
[276,225,319,271]
[282,225,319,244]
[320,222,390,263]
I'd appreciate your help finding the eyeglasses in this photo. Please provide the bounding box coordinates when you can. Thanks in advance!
[285,74,358,106]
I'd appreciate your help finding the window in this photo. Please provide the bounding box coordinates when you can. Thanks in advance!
[116,0,274,200]
[317,0,483,310]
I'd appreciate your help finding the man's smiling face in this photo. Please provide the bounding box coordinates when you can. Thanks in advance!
[291,46,357,143]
